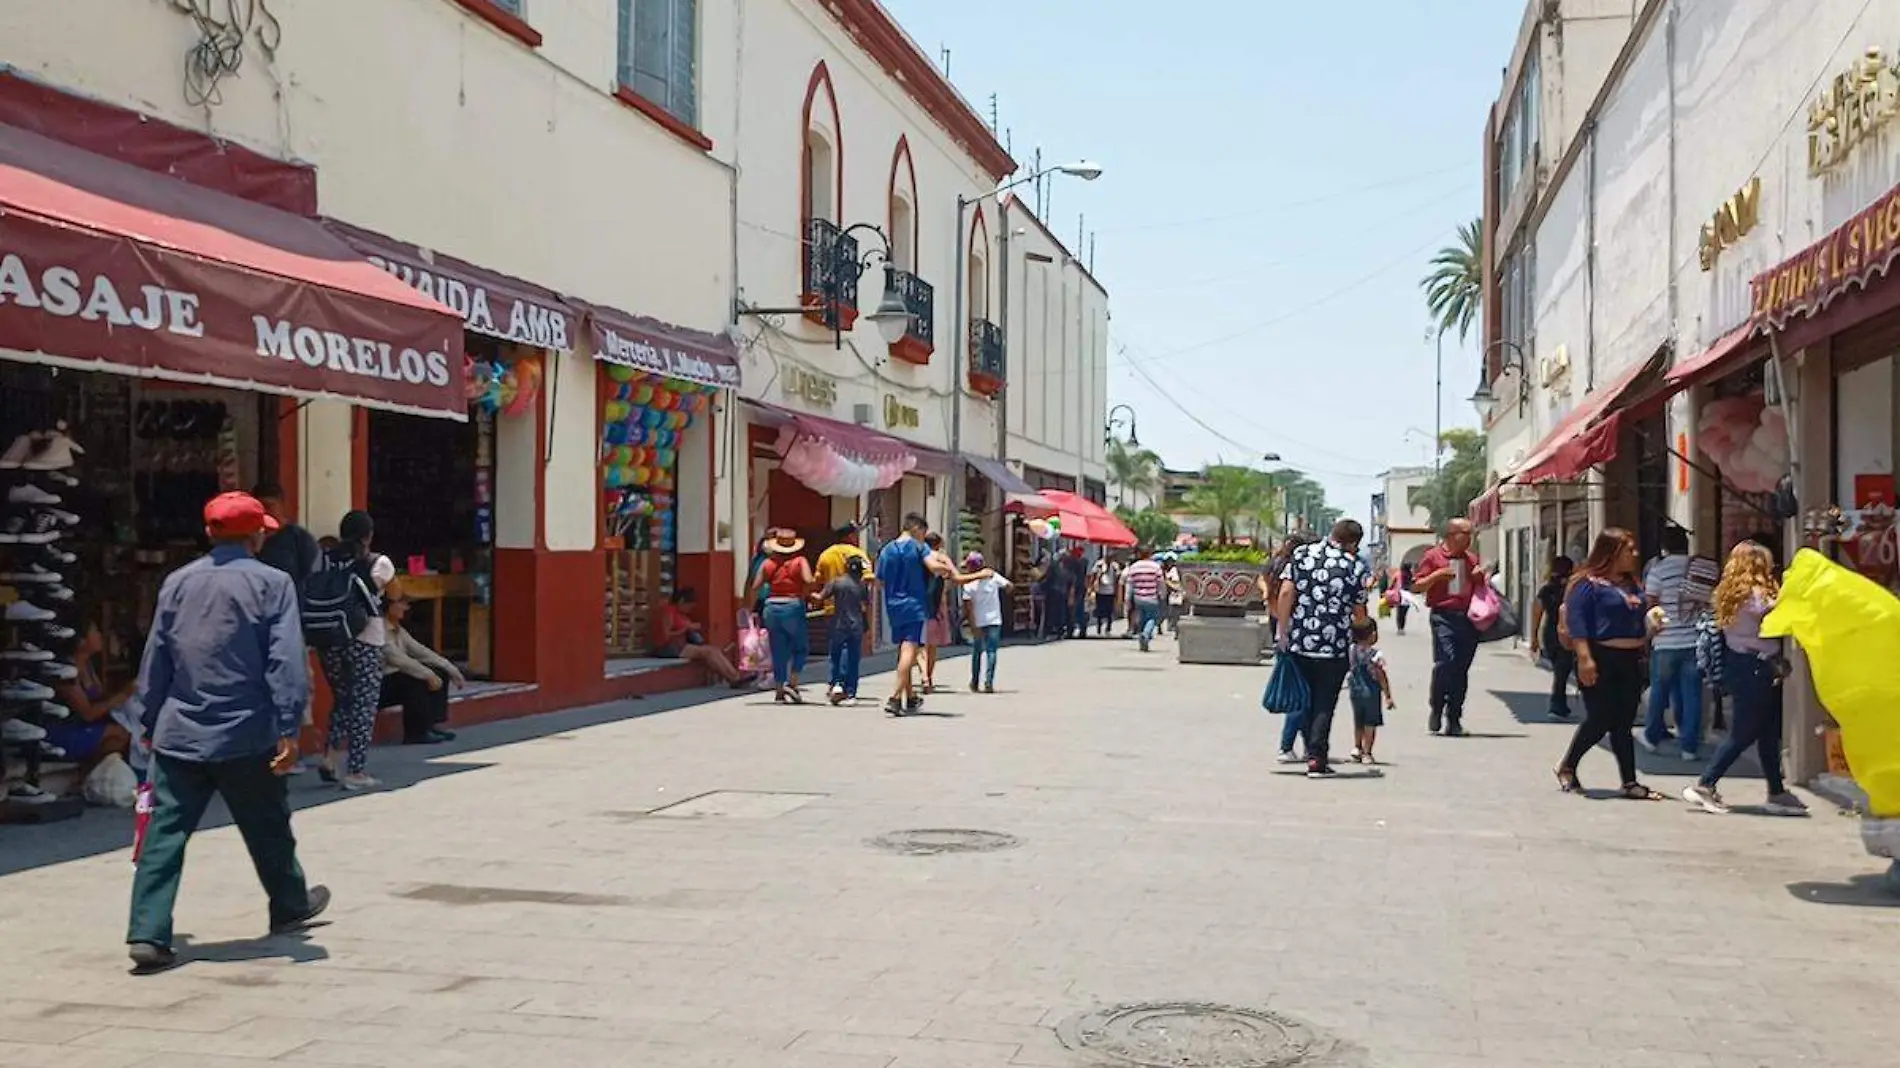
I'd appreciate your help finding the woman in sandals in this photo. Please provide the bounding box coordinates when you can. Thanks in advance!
[750,529,815,703]
[1554,528,1668,801]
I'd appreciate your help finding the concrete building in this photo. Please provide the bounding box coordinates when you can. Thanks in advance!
[1373,466,1438,575]
[1473,0,1900,793]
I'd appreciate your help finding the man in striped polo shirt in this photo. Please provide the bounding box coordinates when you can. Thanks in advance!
[1121,547,1167,653]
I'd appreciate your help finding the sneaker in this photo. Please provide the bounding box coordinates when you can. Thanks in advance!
[270,885,332,935]
[905,694,925,713]
[1547,706,1573,721]
[1138,636,1150,652]
[0,514,59,544]
[969,681,980,693]
[1764,792,1811,817]
[38,546,75,566]
[1276,750,1302,764]
[2,717,47,742]
[1680,750,1701,762]
[22,428,82,471]
[6,781,55,804]
[0,433,38,469]
[1682,783,1730,814]
[4,600,55,622]
[35,661,77,681]
[0,564,62,584]
[34,700,71,721]
[128,942,180,975]
[1428,711,1443,734]
[39,470,77,489]
[1637,735,1661,755]
[37,507,79,528]
[339,773,381,791]
[28,623,75,642]
[1349,747,1364,763]
[39,585,73,603]
[1306,763,1338,779]
[0,678,54,702]
[36,740,65,760]
[1443,722,1466,738]
[884,697,906,717]
[6,484,60,507]
[983,684,995,694]
[0,643,55,661]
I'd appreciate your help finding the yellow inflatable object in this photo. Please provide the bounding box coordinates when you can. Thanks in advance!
[1761,549,1900,816]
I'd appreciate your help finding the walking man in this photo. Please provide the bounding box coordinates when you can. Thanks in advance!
[877,513,989,716]
[1274,519,1373,777]
[1640,525,1706,759]
[1414,518,1485,736]
[1121,547,1166,652]
[126,492,329,973]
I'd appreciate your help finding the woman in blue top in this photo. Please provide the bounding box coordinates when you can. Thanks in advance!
[1554,528,1668,800]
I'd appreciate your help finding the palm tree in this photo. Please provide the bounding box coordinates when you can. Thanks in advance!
[1422,217,1483,343]
[1183,464,1267,545]
[1105,437,1162,509]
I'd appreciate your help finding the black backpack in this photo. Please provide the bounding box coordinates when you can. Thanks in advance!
[303,551,378,649]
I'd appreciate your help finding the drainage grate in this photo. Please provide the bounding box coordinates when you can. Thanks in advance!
[868,828,1021,856]
[396,884,631,907]
[1057,1003,1334,1068]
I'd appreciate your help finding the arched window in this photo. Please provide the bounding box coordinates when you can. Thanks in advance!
[967,208,991,322]
[800,62,842,226]
[887,136,919,272]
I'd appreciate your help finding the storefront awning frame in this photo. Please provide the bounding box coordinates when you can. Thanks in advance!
[1507,348,1670,485]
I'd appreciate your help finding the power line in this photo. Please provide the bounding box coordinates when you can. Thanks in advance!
[1096,163,1472,235]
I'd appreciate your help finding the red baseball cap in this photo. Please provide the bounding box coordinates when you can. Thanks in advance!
[204,491,280,537]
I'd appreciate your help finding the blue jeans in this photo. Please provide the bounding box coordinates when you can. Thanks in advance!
[762,600,808,685]
[828,621,863,696]
[1279,708,1305,753]
[1701,650,1786,794]
[1134,599,1162,645]
[1643,646,1703,752]
[969,625,1001,688]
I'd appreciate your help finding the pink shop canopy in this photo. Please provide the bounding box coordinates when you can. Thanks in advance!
[1009,488,1139,547]
[745,401,952,496]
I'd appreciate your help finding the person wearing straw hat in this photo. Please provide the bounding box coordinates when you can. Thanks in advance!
[748,528,815,703]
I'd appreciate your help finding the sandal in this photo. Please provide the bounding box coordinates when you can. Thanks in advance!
[787,686,804,705]
[1620,783,1668,801]
[1554,768,1583,794]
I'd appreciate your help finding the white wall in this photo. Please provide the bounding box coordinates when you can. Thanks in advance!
[0,0,736,545]
[1002,198,1110,488]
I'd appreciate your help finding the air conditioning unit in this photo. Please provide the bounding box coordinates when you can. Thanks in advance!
[853,403,873,426]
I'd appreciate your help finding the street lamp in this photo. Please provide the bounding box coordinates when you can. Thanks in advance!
[1470,339,1531,421]
[1106,403,1139,446]
[737,222,912,349]
[947,160,1105,552]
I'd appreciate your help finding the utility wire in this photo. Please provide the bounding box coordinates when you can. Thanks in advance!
[1096,163,1471,235]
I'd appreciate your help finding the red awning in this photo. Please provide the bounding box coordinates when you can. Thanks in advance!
[0,122,466,418]
[1665,322,1762,391]
[323,218,581,352]
[1511,349,1668,485]
[1036,489,1139,547]
[579,299,741,390]
[1468,483,1503,529]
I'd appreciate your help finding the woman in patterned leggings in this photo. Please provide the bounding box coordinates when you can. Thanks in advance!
[318,510,395,791]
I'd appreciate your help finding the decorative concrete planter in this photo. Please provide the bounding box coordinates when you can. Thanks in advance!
[1177,561,1267,618]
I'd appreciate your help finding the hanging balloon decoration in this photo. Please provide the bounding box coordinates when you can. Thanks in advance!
[466,349,544,417]
[600,372,713,552]
[772,424,915,498]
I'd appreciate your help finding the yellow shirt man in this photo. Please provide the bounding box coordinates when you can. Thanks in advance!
[813,534,875,616]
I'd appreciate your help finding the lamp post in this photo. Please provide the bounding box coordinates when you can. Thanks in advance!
[947,161,1103,552]
[1106,403,1139,446]
[1469,339,1531,422]
[737,223,913,349]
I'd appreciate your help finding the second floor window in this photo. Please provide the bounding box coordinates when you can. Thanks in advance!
[1496,53,1540,202]
[619,0,698,127]
[493,0,523,11]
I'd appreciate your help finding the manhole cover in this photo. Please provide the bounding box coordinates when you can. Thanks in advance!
[1057,1003,1330,1068]
[868,828,1020,855]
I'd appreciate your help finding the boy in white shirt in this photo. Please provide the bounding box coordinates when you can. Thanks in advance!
[961,553,1013,693]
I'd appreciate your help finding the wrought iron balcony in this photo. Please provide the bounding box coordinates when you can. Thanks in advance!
[968,317,1005,396]
[801,217,859,330]
[887,268,934,363]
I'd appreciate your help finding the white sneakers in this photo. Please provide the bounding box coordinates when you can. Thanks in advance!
[0,427,84,471]
[6,484,60,507]
[0,564,62,585]
[0,643,54,662]
[1,718,46,743]
[4,600,55,623]
[1,678,55,702]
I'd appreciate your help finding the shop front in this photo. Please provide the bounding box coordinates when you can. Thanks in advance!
[0,123,463,814]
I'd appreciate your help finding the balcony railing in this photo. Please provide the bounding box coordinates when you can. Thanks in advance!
[801,217,859,329]
[968,317,1005,395]
[887,267,934,363]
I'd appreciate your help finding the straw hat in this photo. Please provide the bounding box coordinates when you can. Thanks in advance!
[765,528,806,555]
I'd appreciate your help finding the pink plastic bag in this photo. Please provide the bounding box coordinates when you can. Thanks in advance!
[736,611,770,675]
[1466,582,1501,630]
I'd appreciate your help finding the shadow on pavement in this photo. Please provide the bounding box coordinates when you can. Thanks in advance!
[174,929,332,965]
[1787,873,1900,908]
[3,644,978,877]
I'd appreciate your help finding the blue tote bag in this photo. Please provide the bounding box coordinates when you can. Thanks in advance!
[1261,654,1309,716]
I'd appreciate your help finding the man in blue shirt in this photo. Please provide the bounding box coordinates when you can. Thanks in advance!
[876,512,989,716]
[126,492,329,973]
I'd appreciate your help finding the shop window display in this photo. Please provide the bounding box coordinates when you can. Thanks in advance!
[600,367,710,656]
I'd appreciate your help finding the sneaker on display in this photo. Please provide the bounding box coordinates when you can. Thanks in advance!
[39,470,77,489]
[36,507,79,528]
[36,739,67,760]
[0,563,62,585]
[35,661,76,681]
[6,484,61,507]
[4,600,55,623]
[1,717,47,743]
[34,700,72,720]
[39,585,73,603]
[0,432,40,470]
[0,643,55,661]
[5,782,55,804]
[28,623,76,642]
[0,514,61,544]
[22,427,83,471]
[39,546,75,566]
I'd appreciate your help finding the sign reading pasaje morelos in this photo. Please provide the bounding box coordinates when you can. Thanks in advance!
[1751,179,1900,328]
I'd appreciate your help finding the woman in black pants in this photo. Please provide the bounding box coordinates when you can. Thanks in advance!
[1554,529,1667,800]
[1529,556,1576,719]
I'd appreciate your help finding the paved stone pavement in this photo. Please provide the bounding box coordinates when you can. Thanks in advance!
[2,628,1898,1068]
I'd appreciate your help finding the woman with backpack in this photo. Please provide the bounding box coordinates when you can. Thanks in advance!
[315,509,394,790]
[749,528,814,704]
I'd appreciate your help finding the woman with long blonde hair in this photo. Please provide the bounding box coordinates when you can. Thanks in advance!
[1682,542,1808,816]
[1554,528,1668,799]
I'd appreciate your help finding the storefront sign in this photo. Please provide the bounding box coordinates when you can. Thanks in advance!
[1808,47,1900,176]
[324,219,579,352]
[580,301,741,390]
[1698,177,1762,271]
[1750,179,1900,327]
[1538,344,1571,392]
[883,395,919,429]
[783,366,837,407]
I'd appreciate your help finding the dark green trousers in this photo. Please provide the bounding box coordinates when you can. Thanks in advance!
[127,752,311,948]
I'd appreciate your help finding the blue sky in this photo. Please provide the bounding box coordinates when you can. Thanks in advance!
[882,0,1526,519]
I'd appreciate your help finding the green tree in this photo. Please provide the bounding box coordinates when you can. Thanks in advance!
[1105,437,1163,509]
[1408,428,1488,530]
[1183,464,1269,545]
[1115,506,1179,549]
[1422,217,1483,343]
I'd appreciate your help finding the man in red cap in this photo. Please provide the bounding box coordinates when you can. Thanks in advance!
[126,492,328,973]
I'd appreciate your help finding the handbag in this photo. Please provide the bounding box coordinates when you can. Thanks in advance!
[735,610,770,674]
[1261,654,1309,716]
[1384,587,1403,608]
[1477,589,1520,644]
[1467,582,1501,629]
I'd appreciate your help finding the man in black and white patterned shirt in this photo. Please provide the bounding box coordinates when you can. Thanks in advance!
[1275,519,1372,776]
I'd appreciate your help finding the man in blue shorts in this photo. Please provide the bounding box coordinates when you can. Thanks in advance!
[876,512,990,716]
